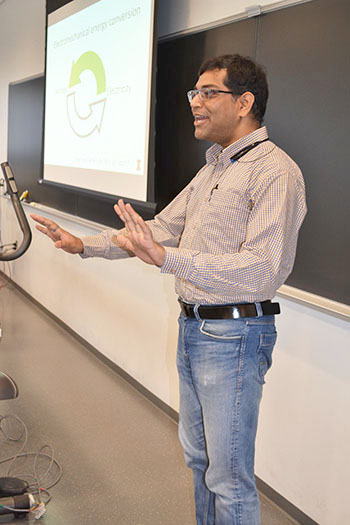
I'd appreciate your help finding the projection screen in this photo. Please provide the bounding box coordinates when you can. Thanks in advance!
[43,0,156,203]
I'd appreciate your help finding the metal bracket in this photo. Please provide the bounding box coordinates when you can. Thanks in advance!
[245,5,262,17]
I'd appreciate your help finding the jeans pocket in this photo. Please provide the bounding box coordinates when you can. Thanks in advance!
[199,319,244,340]
[257,332,277,384]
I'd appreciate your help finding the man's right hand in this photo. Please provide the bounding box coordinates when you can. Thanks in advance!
[30,214,84,254]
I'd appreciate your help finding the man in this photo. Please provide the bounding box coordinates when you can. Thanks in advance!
[31,54,306,524]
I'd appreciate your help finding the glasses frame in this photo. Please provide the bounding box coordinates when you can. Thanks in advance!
[187,88,235,103]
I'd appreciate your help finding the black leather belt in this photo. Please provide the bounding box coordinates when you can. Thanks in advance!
[178,299,280,319]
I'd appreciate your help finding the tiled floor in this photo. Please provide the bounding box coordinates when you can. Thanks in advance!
[0,283,298,524]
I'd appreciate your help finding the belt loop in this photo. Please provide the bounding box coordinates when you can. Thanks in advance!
[193,304,201,321]
[255,301,263,317]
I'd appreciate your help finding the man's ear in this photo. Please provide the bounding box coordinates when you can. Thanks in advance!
[238,91,255,117]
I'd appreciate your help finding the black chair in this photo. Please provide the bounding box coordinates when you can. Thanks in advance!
[0,372,18,400]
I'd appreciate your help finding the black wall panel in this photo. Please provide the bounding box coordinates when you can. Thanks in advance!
[257,0,350,304]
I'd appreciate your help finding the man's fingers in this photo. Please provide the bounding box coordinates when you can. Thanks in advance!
[122,210,137,233]
[123,203,152,239]
[136,215,151,237]
[116,199,129,221]
[115,200,144,235]
[35,224,57,239]
[31,213,61,237]
[31,213,58,230]
[115,200,135,232]
[30,213,83,254]
[115,201,154,252]
[116,234,134,253]
[30,213,47,225]
[114,201,124,220]
[125,203,142,224]
[35,225,48,234]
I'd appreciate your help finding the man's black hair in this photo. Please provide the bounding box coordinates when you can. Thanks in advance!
[198,54,269,125]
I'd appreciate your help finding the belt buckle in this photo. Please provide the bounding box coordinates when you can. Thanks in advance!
[232,306,241,319]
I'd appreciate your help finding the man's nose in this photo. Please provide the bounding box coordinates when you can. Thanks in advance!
[191,92,203,108]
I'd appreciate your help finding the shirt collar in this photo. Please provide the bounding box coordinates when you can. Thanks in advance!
[206,126,269,168]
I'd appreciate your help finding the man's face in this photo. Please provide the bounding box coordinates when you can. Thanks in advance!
[190,68,243,148]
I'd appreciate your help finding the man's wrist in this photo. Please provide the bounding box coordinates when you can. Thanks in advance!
[74,238,84,254]
[155,245,166,267]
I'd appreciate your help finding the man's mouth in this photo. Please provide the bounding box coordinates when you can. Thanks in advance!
[193,115,209,126]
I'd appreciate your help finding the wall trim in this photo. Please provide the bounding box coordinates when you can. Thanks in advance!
[158,0,313,42]
[256,477,319,524]
[277,284,350,321]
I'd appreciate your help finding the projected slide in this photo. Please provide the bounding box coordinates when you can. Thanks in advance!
[44,0,154,202]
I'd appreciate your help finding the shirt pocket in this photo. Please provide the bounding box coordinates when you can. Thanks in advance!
[202,189,250,251]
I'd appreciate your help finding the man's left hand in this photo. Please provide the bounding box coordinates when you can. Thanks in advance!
[114,200,166,267]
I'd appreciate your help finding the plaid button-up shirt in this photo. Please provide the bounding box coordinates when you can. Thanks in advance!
[82,127,307,304]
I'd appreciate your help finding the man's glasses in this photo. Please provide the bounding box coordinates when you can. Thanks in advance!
[187,88,235,103]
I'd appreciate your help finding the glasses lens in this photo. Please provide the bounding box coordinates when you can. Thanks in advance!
[187,88,215,103]
[187,90,196,103]
[201,88,210,100]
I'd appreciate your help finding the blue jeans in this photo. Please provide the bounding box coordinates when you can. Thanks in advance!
[176,312,277,525]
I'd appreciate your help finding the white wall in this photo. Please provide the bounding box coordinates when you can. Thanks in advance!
[256,299,350,524]
[0,0,45,161]
[0,1,349,524]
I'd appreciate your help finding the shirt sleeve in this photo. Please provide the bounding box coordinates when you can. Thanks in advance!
[80,175,198,259]
[160,169,307,296]
[80,228,133,259]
